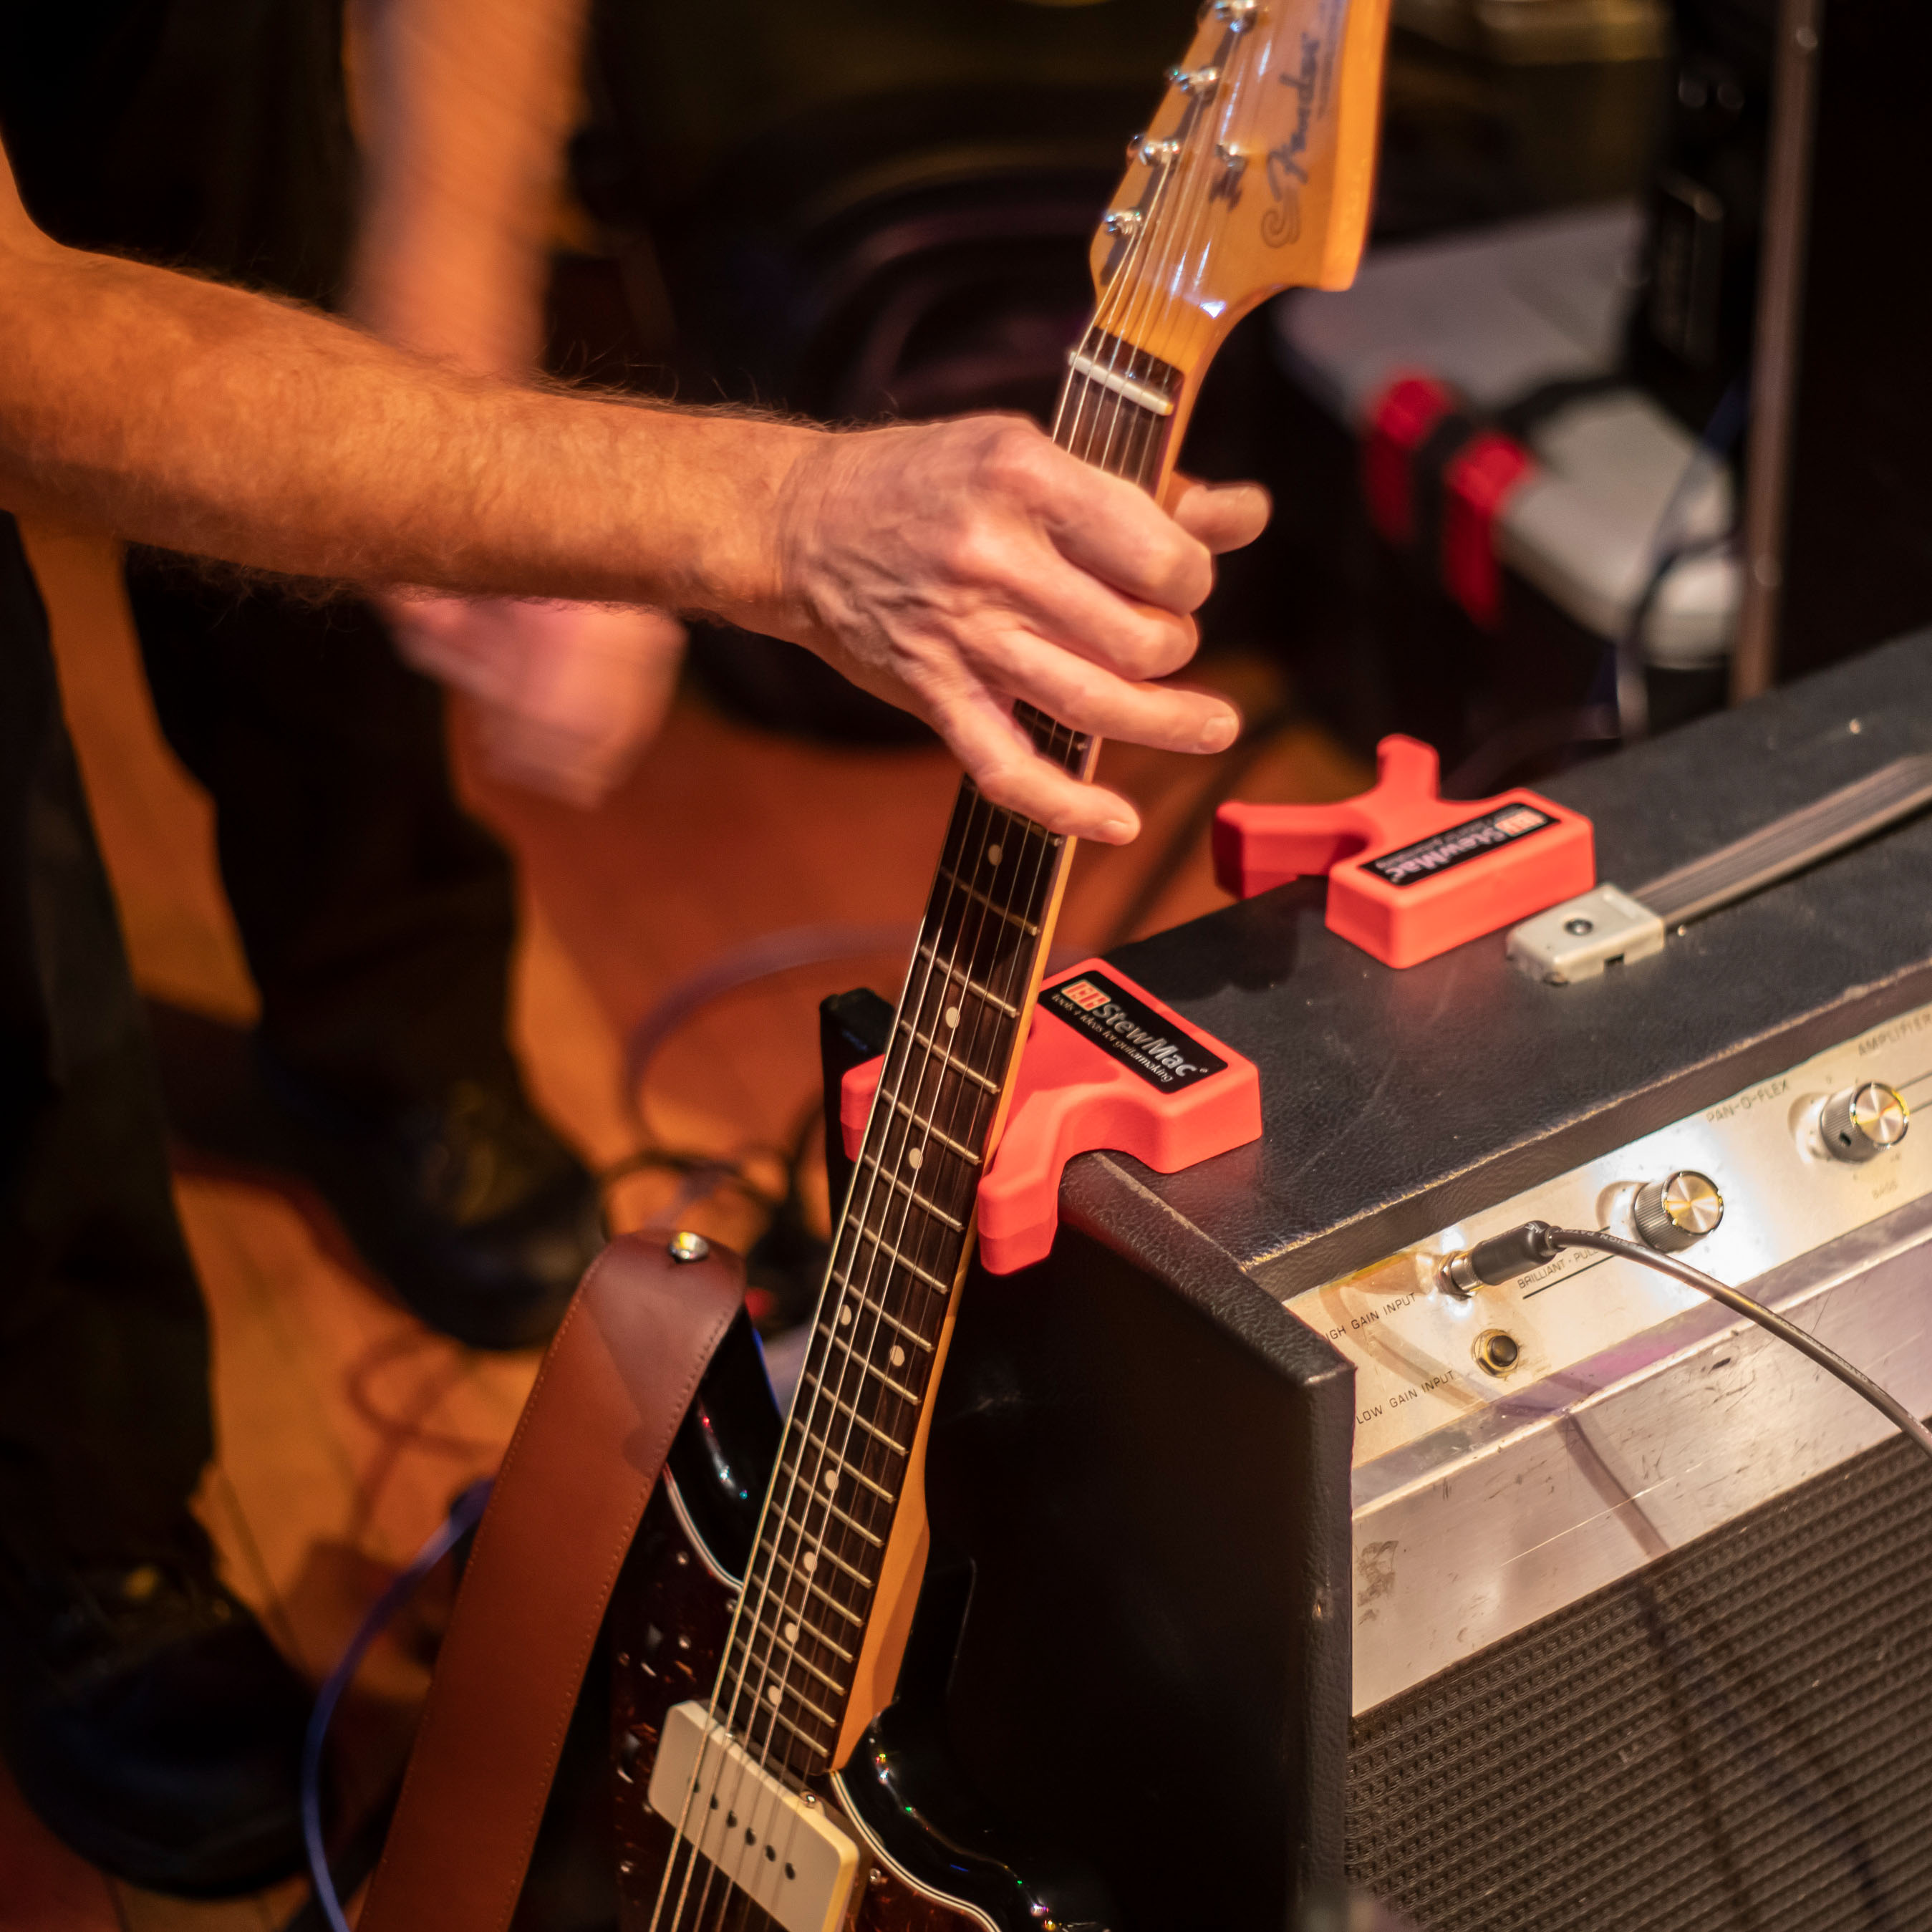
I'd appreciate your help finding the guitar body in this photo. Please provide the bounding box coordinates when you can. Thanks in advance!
[611,1319,1114,1932]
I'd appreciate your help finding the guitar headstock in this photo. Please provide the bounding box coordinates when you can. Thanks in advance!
[1088,0,1392,395]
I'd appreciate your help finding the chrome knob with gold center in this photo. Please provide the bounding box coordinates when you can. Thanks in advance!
[1821,1082,1910,1163]
[1633,1170,1724,1253]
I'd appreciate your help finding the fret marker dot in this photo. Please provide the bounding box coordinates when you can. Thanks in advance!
[783,1621,800,1645]
[767,1684,783,1707]
[803,1552,818,1572]
[823,1470,839,1492]
[907,1147,923,1169]
[889,1345,906,1367]
[986,843,1003,865]
[945,1007,960,1029]
[838,1304,852,1325]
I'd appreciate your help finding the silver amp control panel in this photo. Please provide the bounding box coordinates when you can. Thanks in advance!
[1285,1000,1932,1467]
[1283,996,1932,1715]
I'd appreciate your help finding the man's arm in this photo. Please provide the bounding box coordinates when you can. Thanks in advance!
[344,0,588,377]
[0,145,1262,840]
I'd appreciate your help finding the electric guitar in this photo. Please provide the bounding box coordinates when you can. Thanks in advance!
[610,6,1391,1926]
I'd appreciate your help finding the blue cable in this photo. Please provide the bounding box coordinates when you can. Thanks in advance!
[300,1479,495,1932]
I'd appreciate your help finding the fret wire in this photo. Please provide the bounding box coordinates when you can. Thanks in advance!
[821,1327,920,1405]
[871,1068,989,1166]
[905,1027,999,1091]
[760,1510,874,1586]
[760,1545,866,1623]
[750,1673,841,1733]
[934,861,1040,934]
[732,1627,847,1699]
[776,1472,885,1550]
[851,1154,964,1232]
[747,1698,830,1758]
[832,1245,947,1310]
[793,1372,908,1461]
[913,940,1018,1018]
[743,1597,856,1666]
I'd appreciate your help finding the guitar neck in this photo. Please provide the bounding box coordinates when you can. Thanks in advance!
[709,337,1184,1784]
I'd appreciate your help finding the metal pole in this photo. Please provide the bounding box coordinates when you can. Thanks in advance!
[1730,0,1825,703]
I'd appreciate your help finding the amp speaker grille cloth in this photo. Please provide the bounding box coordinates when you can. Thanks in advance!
[1348,1431,1932,1931]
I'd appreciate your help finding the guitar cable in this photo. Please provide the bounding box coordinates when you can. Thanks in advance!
[1444,1222,1932,1467]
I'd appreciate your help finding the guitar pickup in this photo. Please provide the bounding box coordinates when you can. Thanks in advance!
[645,1701,858,1932]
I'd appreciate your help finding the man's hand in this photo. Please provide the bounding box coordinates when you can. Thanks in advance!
[761,416,1270,843]
[0,138,1267,834]
[384,593,685,807]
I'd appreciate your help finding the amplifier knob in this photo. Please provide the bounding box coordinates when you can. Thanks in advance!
[1633,1170,1724,1253]
[1820,1082,1910,1162]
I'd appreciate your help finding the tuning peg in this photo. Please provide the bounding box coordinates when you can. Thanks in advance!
[1208,0,1260,29]
[1102,209,1146,238]
[1168,64,1222,98]
[1134,137,1181,168]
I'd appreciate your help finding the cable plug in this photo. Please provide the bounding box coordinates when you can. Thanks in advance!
[1437,1220,1561,1295]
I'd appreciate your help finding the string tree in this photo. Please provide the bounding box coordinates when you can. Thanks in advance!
[1168,64,1222,100]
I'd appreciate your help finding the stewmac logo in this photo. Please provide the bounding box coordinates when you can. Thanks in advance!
[1060,979,1111,1013]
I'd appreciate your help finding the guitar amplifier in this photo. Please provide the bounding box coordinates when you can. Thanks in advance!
[899,629,1932,1931]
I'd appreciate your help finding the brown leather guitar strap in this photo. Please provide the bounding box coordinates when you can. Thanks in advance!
[357,1230,745,1932]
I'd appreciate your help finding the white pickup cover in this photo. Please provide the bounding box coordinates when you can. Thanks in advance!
[645,1701,857,1932]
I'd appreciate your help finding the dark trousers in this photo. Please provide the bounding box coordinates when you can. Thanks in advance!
[0,518,212,1563]
[1,0,523,1116]
[129,566,521,1119]
[0,0,523,1555]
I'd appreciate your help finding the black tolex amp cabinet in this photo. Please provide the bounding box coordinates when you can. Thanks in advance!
[826,630,1932,1931]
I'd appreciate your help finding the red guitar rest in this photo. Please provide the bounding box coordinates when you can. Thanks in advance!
[1212,733,1594,969]
[842,959,1260,1274]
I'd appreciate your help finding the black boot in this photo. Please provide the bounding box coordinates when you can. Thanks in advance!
[261,1059,607,1351]
[0,1520,310,1898]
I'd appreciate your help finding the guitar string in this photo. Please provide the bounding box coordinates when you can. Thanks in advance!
[662,731,1074,1932]
[647,38,1219,1927]
[1093,13,1251,489]
[692,201,1140,1836]
[652,803,1003,1932]
[710,790,1010,1918]
[656,22,1272,1912]
[665,75,1189,1926]
[1050,34,1185,488]
[691,131,1174,1898]
[694,776,1056,1932]
[673,780,1035,1932]
[664,801,1004,1928]
[1083,53,1202,486]
[1085,5,1250,480]
[664,270,1166,1932]
[716,778,1056,1932]
[687,102,1167,1823]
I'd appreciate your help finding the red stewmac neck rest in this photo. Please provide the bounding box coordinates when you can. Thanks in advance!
[841,960,1260,1275]
[1212,733,1594,969]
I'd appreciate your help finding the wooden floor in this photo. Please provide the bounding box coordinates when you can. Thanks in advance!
[0,522,1368,1929]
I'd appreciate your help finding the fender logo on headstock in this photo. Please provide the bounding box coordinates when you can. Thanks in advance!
[1263,0,1346,247]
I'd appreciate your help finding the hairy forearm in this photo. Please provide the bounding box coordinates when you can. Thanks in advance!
[0,231,803,612]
